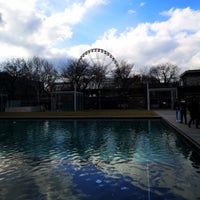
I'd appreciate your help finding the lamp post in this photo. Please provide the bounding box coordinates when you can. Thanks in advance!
[74,81,77,112]
[147,81,150,111]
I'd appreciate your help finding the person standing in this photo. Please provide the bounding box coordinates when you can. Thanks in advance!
[180,98,187,124]
[188,96,199,128]
[174,98,180,122]
[197,101,200,129]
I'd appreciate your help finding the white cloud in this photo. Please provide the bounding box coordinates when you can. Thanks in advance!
[84,0,108,8]
[0,43,31,59]
[160,7,200,32]
[0,0,109,59]
[140,2,145,7]
[0,0,37,13]
[68,44,91,58]
[128,9,136,15]
[81,7,200,71]
[0,2,200,72]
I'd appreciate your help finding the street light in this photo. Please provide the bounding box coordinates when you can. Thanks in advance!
[147,81,150,111]
[74,81,77,112]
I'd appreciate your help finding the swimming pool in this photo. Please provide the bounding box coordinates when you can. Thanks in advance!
[0,119,200,200]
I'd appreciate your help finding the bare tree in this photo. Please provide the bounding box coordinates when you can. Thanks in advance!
[113,61,134,89]
[2,58,29,100]
[111,61,134,108]
[41,61,58,92]
[27,56,58,90]
[27,56,58,104]
[2,58,27,78]
[149,63,180,85]
[61,59,92,90]
[89,63,108,89]
[1,57,57,105]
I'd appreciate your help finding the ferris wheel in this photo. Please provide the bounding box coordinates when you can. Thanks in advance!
[78,48,119,70]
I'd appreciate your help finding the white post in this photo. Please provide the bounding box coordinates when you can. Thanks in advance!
[171,90,174,110]
[147,81,150,111]
[74,82,77,112]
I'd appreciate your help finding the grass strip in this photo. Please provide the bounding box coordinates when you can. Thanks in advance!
[0,110,157,117]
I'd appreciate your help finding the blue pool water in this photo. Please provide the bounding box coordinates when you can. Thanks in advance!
[0,119,200,200]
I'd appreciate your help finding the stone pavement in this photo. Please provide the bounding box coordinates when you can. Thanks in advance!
[155,110,200,151]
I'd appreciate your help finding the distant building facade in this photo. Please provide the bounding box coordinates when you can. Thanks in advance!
[180,69,200,86]
[0,72,44,107]
[178,69,200,99]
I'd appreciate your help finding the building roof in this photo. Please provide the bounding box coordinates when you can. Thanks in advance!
[180,69,200,77]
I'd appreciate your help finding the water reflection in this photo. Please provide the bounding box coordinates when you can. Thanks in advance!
[0,119,200,199]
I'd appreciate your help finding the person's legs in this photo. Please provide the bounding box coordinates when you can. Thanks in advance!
[184,111,187,124]
[188,116,193,128]
[176,110,179,121]
[180,110,183,123]
[196,119,199,128]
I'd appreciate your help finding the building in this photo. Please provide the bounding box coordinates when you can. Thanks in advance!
[178,69,200,99]
[0,72,44,107]
[180,69,200,86]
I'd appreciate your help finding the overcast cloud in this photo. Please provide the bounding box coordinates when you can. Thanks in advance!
[0,0,200,72]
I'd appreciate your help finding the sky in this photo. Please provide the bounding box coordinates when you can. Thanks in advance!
[0,0,200,72]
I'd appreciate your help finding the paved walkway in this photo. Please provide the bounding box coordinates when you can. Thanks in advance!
[155,110,200,151]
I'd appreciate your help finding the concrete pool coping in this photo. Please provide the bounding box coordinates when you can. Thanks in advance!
[0,115,161,120]
[155,110,200,152]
